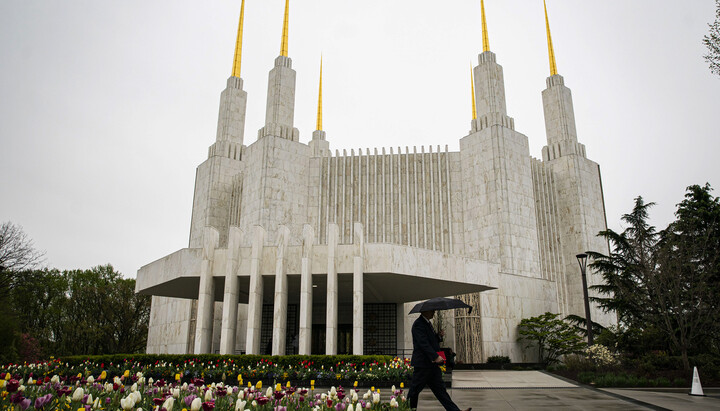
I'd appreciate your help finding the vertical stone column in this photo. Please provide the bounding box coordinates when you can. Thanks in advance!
[245,226,266,354]
[194,226,219,354]
[352,223,365,355]
[272,226,290,355]
[325,223,339,355]
[299,224,314,355]
[216,77,248,145]
[219,227,243,354]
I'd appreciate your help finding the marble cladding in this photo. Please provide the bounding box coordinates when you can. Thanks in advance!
[141,53,615,362]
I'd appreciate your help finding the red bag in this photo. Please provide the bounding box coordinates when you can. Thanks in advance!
[436,351,446,361]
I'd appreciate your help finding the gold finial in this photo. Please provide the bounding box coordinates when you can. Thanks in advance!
[316,56,323,131]
[481,0,490,52]
[231,0,246,77]
[544,0,558,76]
[280,0,290,57]
[470,64,477,120]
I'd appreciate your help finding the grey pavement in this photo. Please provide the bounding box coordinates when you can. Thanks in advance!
[404,370,720,410]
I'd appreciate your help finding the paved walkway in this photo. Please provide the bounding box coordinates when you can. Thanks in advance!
[403,370,720,410]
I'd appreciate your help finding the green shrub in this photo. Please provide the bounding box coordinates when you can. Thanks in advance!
[486,356,510,364]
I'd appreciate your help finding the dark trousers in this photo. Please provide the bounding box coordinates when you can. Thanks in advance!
[407,366,460,411]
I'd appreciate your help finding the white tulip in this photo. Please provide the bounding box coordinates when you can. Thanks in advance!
[162,397,175,411]
[390,398,398,408]
[172,388,180,398]
[330,387,337,396]
[130,383,138,392]
[148,378,154,386]
[120,396,134,410]
[372,393,380,404]
[51,375,60,385]
[235,400,247,411]
[352,392,358,403]
[86,394,93,405]
[93,397,100,409]
[72,387,85,402]
[190,398,202,411]
[131,390,142,405]
[265,387,273,398]
[251,400,257,407]
[347,404,354,411]
[204,388,214,402]
[27,378,34,385]
[87,376,94,385]
[365,402,372,409]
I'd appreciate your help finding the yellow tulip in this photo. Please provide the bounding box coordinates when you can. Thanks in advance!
[400,382,404,388]
[247,382,251,388]
[310,380,315,386]
[353,381,358,387]
[99,371,107,381]
[255,381,262,389]
[76,373,82,379]
[286,381,291,388]
[123,370,130,378]
[4,373,11,380]
[0,380,6,388]
[275,383,281,392]
[371,386,375,392]
[175,374,181,381]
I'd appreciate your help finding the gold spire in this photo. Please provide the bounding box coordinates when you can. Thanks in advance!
[231,0,246,77]
[544,0,558,76]
[470,64,477,120]
[280,0,290,57]
[316,56,323,131]
[481,0,490,52]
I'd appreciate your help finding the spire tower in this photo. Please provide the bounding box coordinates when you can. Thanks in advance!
[280,0,290,57]
[231,0,246,78]
[310,56,329,156]
[481,0,490,52]
[544,0,558,76]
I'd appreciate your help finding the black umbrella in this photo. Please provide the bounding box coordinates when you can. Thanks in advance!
[409,297,473,314]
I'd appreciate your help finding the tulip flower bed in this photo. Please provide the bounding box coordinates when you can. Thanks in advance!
[1,355,411,388]
[0,371,410,410]
[0,356,413,410]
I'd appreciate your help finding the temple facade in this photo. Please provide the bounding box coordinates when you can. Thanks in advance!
[136,0,615,362]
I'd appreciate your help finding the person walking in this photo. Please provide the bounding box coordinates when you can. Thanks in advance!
[407,310,471,411]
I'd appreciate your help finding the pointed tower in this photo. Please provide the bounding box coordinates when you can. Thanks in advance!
[188,0,248,249]
[309,56,330,156]
[457,0,541,362]
[539,0,613,326]
[146,1,250,356]
[258,0,299,141]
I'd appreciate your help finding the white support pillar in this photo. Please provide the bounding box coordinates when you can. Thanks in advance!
[326,223,339,355]
[245,225,265,354]
[194,226,219,354]
[219,227,243,354]
[353,223,365,355]
[299,224,314,355]
[272,226,290,355]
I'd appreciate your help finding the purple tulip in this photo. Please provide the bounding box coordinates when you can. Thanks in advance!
[20,399,31,410]
[184,394,198,408]
[34,394,53,409]
[335,403,345,411]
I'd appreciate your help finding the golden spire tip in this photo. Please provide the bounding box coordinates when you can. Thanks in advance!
[470,64,477,120]
[481,0,490,52]
[280,0,290,57]
[544,0,558,76]
[231,0,246,77]
[317,56,323,131]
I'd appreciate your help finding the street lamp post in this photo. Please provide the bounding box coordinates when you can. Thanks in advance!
[576,253,594,346]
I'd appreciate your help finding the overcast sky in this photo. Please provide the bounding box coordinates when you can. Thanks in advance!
[1,0,718,277]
